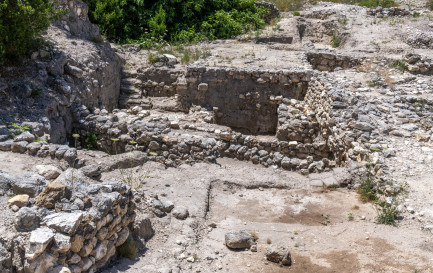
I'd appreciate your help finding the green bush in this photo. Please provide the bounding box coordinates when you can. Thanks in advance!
[85,132,98,150]
[0,0,62,60]
[429,0,433,10]
[83,0,267,44]
[293,11,301,16]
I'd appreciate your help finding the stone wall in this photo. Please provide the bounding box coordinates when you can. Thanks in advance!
[366,6,411,17]
[306,51,360,72]
[406,54,433,75]
[0,170,136,273]
[179,66,311,134]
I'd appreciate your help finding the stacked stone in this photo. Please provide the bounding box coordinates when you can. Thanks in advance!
[276,99,320,144]
[136,66,184,97]
[306,51,360,72]
[406,54,433,75]
[366,6,411,17]
[0,132,77,165]
[0,171,136,273]
[305,75,382,163]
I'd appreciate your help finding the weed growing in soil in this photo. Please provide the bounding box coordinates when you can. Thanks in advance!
[392,59,408,73]
[376,200,398,226]
[348,213,354,221]
[331,31,340,48]
[117,239,138,260]
[357,163,378,203]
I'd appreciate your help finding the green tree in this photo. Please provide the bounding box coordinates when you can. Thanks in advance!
[83,0,267,44]
[0,0,61,60]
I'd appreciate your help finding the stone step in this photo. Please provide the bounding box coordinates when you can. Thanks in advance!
[120,84,141,95]
[121,78,142,86]
[150,97,182,112]
[121,69,137,78]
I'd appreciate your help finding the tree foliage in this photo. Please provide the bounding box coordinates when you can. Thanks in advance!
[0,0,61,60]
[83,0,267,44]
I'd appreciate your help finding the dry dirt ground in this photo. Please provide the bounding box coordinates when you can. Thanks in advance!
[1,151,433,272]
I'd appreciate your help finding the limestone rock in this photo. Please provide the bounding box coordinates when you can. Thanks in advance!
[53,233,72,253]
[80,165,101,178]
[133,215,154,241]
[44,212,83,235]
[36,182,72,209]
[35,165,62,180]
[0,170,15,194]
[8,194,29,208]
[11,141,28,153]
[25,227,55,260]
[172,206,189,220]
[15,207,40,232]
[265,244,291,266]
[14,131,35,142]
[225,231,256,249]
[12,172,47,197]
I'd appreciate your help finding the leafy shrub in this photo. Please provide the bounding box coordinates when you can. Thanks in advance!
[392,59,408,73]
[83,0,267,44]
[0,0,62,60]
[293,11,301,16]
[357,164,378,203]
[429,0,433,10]
[85,132,98,150]
[376,200,398,226]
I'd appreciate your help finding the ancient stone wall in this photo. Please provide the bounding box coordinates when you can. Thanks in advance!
[306,52,360,72]
[179,66,311,134]
[0,170,136,273]
[406,54,433,75]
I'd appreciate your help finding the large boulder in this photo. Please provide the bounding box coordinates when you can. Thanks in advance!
[265,244,292,266]
[12,172,48,197]
[36,182,72,209]
[225,231,256,249]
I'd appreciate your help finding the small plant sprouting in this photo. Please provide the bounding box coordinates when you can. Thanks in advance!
[357,163,378,203]
[8,122,30,135]
[392,59,408,73]
[294,231,298,235]
[293,11,301,16]
[376,200,398,226]
[294,243,299,248]
[348,213,354,221]
[331,31,340,48]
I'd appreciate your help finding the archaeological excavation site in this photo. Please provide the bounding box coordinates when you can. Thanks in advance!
[1,0,433,272]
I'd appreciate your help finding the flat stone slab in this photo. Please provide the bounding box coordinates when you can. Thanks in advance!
[44,212,83,235]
